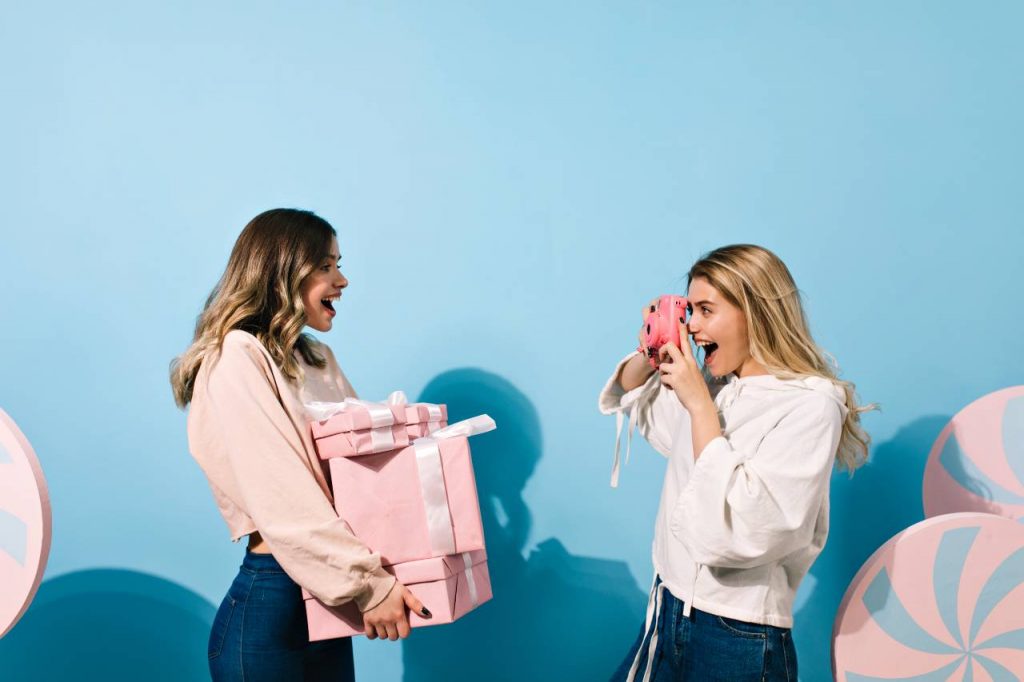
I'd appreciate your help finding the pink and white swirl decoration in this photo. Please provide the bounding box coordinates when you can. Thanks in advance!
[833,513,1024,680]
[0,409,51,638]
[923,386,1024,522]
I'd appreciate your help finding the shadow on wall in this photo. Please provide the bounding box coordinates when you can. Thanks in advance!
[402,369,646,681]
[791,415,951,682]
[0,568,215,682]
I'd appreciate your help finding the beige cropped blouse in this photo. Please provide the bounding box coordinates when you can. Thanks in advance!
[186,330,396,612]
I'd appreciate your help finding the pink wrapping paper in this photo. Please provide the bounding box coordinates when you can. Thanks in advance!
[327,435,485,566]
[304,549,491,640]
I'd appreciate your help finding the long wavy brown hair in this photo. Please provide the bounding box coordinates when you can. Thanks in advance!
[170,209,336,407]
[689,244,876,472]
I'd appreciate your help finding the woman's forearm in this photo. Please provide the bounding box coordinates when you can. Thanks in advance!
[689,402,723,461]
[618,351,656,392]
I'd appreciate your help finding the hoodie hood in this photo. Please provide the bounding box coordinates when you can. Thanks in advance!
[715,373,849,418]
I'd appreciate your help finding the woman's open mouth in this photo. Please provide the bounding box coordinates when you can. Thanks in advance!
[697,341,719,366]
[320,295,339,316]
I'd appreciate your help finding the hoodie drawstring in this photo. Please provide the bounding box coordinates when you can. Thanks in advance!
[625,574,666,682]
[611,401,641,488]
[683,563,700,618]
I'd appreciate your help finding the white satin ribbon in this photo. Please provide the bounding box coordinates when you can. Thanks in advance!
[343,398,395,428]
[424,415,495,442]
[389,390,444,427]
[414,440,457,556]
[305,396,400,428]
[369,427,395,452]
[411,415,496,557]
[462,552,479,607]
[305,401,349,421]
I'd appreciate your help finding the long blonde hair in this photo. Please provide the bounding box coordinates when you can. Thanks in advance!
[170,209,335,407]
[688,244,876,472]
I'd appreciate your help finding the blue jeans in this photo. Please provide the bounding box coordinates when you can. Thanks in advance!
[209,551,356,682]
[612,577,797,682]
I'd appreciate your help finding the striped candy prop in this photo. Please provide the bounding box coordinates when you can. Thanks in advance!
[0,409,51,638]
[832,513,1024,681]
[923,386,1024,521]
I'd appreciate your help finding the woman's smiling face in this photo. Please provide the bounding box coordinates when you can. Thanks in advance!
[686,276,765,378]
[300,236,348,332]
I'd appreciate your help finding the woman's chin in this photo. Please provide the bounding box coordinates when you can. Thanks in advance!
[706,360,735,379]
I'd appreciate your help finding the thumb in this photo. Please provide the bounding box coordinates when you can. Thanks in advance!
[403,587,432,618]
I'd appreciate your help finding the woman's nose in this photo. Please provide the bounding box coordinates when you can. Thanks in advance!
[337,272,349,288]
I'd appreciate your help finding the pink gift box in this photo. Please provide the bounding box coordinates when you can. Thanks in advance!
[311,403,409,458]
[404,402,447,439]
[326,435,485,566]
[404,403,448,425]
[303,549,491,640]
[406,420,448,439]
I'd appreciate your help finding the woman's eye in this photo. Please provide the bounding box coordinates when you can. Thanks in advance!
[321,265,331,272]
[702,307,711,315]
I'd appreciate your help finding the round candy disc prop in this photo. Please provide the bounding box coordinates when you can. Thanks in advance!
[923,386,1024,521]
[0,409,51,638]
[833,513,1024,680]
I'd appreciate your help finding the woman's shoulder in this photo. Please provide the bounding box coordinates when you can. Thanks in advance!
[734,373,847,424]
[222,329,263,352]
[204,331,276,382]
[776,378,847,429]
[188,332,275,412]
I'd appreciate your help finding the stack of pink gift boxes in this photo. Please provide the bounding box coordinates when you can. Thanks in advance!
[302,392,494,640]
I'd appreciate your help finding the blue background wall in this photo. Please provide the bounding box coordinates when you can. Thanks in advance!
[2,3,1022,680]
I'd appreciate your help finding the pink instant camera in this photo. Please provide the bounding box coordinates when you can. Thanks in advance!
[638,295,688,368]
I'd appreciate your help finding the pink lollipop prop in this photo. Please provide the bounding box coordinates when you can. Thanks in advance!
[833,513,1024,680]
[923,386,1024,521]
[0,409,52,638]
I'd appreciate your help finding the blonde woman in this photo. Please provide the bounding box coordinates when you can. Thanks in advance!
[171,209,429,681]
[600,245,873,682]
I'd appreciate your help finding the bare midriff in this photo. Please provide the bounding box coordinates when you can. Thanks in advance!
[248,531,271,554]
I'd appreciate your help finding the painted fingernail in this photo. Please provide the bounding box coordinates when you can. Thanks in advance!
[420,607,432,618]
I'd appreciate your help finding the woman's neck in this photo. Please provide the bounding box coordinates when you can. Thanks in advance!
[735,356,769,378]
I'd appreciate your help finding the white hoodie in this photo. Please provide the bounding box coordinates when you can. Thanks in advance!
[599,353,847,628]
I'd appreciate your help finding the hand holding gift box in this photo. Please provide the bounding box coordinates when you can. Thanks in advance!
[304,549,491,640]
[303,394,494,639]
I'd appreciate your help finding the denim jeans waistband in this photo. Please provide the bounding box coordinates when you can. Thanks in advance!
[241,549,286,574]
